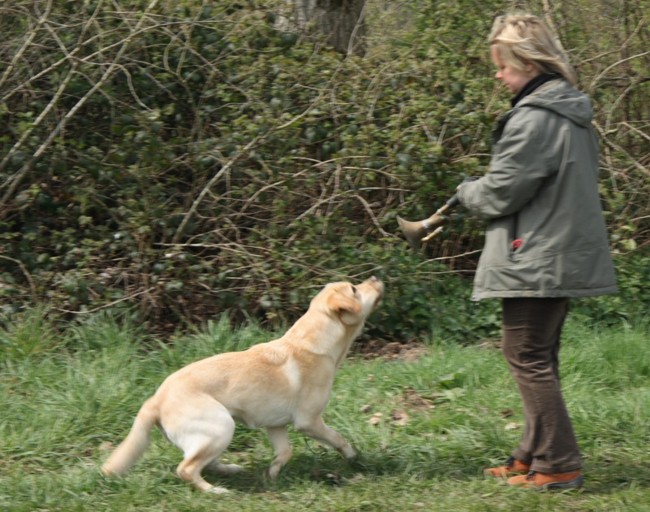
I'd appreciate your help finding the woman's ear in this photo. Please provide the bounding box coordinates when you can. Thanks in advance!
[524,60,539,76]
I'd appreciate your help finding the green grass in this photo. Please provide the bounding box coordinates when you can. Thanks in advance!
[1,311,649,511]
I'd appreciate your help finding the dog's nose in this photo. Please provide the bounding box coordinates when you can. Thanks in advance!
[365,276,384,295]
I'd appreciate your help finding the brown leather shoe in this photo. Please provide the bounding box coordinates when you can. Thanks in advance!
[507,470,584,490]
[484,456,531,478]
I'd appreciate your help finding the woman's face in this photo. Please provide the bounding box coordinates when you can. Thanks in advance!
[490,46,539,94]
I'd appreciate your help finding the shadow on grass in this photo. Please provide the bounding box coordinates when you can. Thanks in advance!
[196,448,490,494]
[194,448,650,497]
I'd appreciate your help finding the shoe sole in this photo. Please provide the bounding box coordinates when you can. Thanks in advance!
[484,470,528,479]
[541,475,584,491]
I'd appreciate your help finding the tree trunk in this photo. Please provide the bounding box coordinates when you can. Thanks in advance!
[284,0,367,56]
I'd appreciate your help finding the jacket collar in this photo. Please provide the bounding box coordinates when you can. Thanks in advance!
[511,73,562,107]
[492,74,564,144]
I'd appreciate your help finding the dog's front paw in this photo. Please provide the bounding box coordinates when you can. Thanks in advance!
[340,444,357,460]
[206,485,230,495]
[266,463,282,481]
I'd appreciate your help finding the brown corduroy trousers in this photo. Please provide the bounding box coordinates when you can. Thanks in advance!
[502,297,582,474]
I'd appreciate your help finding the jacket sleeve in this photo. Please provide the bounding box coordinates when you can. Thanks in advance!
[457,108,559,219]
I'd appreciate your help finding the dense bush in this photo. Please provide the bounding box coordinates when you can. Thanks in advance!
[0,0,647,341]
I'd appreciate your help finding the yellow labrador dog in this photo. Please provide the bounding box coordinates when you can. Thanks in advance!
[101,276,383,493]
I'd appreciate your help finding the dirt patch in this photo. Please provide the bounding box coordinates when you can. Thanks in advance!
[354,339,429,362]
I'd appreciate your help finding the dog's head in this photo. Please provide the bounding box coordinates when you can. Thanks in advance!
[315,276,384,326]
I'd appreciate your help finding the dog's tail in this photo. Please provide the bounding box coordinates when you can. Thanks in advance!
[101,396,159,477]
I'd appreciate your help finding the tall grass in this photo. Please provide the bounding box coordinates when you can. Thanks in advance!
[1,311,649,511]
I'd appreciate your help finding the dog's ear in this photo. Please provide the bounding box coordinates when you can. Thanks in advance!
[327,287,361,316]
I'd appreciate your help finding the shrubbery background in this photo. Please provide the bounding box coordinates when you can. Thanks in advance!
[1,1,648,341]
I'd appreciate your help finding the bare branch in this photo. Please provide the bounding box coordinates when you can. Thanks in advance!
[0,255,38,302]
[588,50,650,93]
[0,0,161,216]
[0,0,53,91]
[592,121,650,177]
[355,194,390,237]
[171,134,265,244]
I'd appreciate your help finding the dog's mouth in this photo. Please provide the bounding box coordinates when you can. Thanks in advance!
[363,276,384,309]
[366,275,384,294]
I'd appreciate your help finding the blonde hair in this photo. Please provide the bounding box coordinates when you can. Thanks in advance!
[489,14,577,86]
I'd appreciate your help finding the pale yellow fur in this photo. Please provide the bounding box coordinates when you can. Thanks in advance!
[101,277,384,493]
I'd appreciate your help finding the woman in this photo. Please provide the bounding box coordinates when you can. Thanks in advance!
[456,14,617,490]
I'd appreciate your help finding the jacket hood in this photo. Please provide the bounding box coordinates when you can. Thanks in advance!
[518,79,594,128]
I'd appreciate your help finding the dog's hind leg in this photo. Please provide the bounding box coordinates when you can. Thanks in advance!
[169,400,236,493]
[296,416,357,459]
[266,426,292,480]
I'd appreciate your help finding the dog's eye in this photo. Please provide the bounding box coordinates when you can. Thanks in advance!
[350,285,357,295]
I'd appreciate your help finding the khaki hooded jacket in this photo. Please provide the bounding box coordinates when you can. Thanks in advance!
[457,79,617,300]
